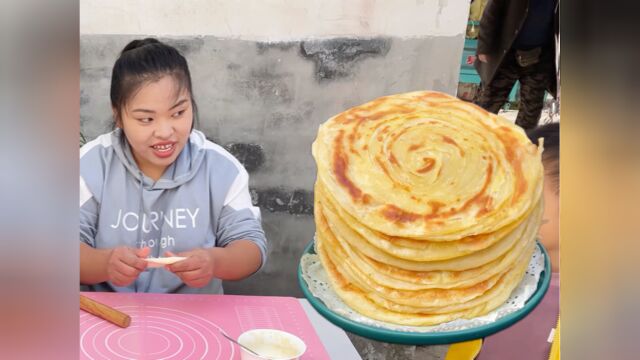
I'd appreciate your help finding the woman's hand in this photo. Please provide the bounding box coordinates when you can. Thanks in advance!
[106,246,150,287]
[477,54,488,63]
[165,249,216,288]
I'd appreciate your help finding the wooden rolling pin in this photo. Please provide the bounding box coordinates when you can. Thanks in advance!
[80,295,131,328]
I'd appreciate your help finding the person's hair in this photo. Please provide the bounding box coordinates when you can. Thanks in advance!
[110,38,198,129]
[527,122,559,193]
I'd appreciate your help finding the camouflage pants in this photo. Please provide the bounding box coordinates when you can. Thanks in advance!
[474,47,555,130]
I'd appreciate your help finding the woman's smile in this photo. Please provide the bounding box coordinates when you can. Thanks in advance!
[151,141,177,158]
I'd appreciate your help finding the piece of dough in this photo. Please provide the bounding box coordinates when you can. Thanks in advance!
[144,257,186,267]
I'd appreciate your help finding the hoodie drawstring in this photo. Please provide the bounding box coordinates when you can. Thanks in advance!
[135,172,145,292]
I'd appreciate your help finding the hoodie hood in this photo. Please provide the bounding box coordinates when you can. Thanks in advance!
[111,128,207,190]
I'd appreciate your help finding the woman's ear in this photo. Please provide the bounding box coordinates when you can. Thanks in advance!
[112,107,122,128]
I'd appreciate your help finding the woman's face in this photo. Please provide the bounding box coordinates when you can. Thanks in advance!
[116,75,193,180]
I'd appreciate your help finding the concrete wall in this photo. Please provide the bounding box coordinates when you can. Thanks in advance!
[80,0,467,39]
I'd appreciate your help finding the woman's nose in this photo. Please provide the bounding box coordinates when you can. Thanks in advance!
[153,119,174,139]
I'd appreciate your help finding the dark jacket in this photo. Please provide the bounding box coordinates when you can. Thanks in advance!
[474,0,559,97]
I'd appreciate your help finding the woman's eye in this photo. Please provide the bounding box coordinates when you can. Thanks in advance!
[137,118,153,123]
[172,110,186,118]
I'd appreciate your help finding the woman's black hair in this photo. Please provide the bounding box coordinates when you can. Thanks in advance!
[527,122,559,193]
[110,38,198,129]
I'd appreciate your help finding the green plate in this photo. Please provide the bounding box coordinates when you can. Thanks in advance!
[297,240,552,345]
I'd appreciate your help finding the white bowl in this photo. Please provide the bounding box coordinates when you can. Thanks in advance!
[237,329,307,360]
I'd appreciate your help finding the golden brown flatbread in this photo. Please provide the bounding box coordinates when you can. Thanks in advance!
[311,91,544,326]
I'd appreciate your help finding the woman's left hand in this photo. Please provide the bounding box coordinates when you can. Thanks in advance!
[164,249,216,288]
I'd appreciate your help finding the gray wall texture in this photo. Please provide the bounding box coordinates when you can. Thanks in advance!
[80,34,463,299]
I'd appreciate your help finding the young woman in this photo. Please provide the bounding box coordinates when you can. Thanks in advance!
[80,38,267,294]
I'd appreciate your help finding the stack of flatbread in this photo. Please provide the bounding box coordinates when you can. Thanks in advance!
[312,91,544,326]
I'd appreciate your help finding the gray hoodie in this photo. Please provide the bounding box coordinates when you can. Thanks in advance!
[80,129,267,294]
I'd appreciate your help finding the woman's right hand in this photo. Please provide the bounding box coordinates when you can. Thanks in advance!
[477,54,488,63]
[106,246,150,286]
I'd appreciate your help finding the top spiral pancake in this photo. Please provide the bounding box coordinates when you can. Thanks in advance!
[312,91,544,240]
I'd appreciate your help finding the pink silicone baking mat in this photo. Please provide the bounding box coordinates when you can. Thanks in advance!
[79,292,330,359]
